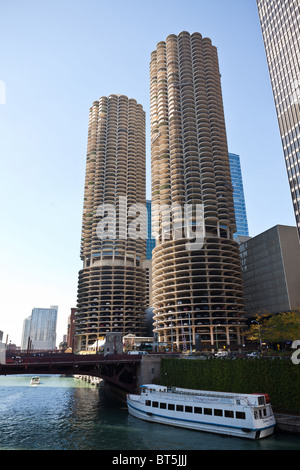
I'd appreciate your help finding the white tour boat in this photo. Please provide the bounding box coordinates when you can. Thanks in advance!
[127,384,276,439]
[30,376,40,386]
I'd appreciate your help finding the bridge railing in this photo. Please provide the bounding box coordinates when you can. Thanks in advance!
[4,351,143,365]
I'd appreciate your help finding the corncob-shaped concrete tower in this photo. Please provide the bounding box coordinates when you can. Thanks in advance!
[75,94,147,351]
[150,32,246,351]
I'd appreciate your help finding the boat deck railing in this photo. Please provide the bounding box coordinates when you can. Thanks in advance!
[153,387,256,407]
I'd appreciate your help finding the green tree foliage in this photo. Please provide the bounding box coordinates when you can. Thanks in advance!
[246,310,300,343]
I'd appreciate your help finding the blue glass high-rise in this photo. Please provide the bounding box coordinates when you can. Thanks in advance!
[146,200,155,259]
[229,153,249,238]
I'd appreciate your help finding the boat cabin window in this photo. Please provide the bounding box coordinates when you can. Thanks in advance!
[143,398,248,422]
[254,409,266,420]
[258,396,265,406]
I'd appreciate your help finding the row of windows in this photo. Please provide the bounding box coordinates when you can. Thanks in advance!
[144,400,246,420]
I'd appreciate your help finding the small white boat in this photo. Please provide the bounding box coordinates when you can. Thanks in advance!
[30,376,40,386]
[127,384,276,440]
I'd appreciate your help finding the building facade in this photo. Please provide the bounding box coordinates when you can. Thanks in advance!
[257,0,300,239]
[150,31,246,351]
[239,225,300,317]
[75,94,147,351]
[229,153,249,238]
[21,316,31,350]
[146,200,156,260]
[145,199,155,308]
[67,307,76,350]
[21,306,58,351]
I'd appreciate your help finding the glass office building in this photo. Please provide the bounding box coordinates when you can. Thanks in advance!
[21,306,58,350]
[229,153,249,238]
[257,0,300,239]
[146,200,156,260]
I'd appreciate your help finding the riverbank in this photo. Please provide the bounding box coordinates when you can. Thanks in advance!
[275,413,300,435]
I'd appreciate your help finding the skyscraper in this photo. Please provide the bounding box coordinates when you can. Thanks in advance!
[150,31,246,351]
[239,225,300,316]
[146,200,156,260]
[21,306,58,350]
[145,200,155,309]
[75,94,147,351]
[229,153,249,238]
[21,316,31,350]
[257,0,300,239]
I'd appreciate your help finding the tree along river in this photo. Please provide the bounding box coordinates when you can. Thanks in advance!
[0,375,299,451]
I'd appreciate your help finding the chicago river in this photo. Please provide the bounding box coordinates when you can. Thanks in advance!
[0,375,299,451]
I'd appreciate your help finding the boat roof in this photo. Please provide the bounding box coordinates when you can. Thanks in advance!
[140,384,267,400]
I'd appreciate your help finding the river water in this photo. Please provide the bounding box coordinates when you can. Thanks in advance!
[0,375,299,451]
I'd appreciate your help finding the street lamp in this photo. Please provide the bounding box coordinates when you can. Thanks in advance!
[155,318,159,352]
[170,318,174,353]
[212,324,221,351]
[187,312,193,353]
[251,320,262,349]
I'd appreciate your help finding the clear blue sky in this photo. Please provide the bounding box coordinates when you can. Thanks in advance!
[0,0,296,345]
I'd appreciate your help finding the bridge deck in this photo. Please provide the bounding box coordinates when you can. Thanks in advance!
[0,353,143,392]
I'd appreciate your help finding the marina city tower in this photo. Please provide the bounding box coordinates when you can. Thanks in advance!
[150,32,246,351]
[75,94,147,351]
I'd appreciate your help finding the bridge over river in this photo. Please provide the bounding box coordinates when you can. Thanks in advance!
[0,352,162,393]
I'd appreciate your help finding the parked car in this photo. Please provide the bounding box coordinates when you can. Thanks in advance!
[214,350,228,357]
[247,351,261,358]
[128,351,148,355]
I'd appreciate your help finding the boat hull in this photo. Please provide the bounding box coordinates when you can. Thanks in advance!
[30,377,40,386]
[127,398,275,440]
